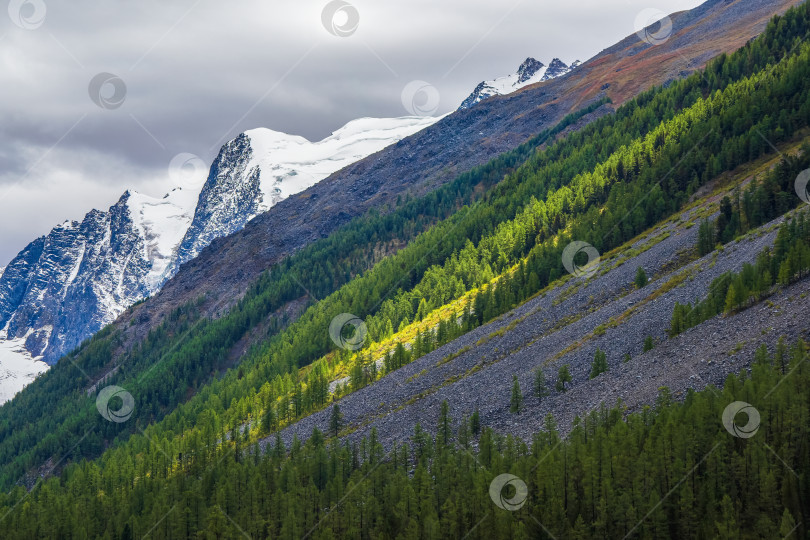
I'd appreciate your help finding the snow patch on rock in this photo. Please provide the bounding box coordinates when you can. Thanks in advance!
[0,329,48,405]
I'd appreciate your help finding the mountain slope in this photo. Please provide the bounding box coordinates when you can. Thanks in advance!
[124,0,800,362]
[1,0,807,497]
[1,3,810,534]
[0,0,793,394]
[279,169,810,450]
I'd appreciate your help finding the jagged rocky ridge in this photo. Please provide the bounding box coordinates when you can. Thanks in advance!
[0,188,196,366]
[458,57,580,110]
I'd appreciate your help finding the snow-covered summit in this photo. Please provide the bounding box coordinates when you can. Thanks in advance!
[248,116,440,212]
[171,115,441,270]
[459,57,580,110]
[0,186,198,377]
[516,57,546,84]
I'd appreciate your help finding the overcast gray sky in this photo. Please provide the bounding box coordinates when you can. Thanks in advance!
[0,0,704,266]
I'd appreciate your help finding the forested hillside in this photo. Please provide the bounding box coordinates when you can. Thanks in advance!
[1,2,810,538]
[2,339,807,538]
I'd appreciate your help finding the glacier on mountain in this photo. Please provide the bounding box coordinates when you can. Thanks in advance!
[0,329,49,404]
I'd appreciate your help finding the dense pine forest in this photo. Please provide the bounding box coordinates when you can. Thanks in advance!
[2,2,810,538]
[2,339,807,539]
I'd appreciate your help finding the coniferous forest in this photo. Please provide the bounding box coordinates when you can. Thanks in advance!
[1,2,810,539]
[1,340,807,539]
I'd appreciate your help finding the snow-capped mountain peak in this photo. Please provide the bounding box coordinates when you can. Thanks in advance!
[544,58,572,79]
[459,56,580,110]
[0,186,199,380]
[170,115,441,271]
[516,57,545,83]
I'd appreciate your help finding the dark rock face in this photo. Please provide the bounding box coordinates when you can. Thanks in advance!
[516,57,545,83]
[458,81,493,111]
[542,58,571,80]
[171,134,261,273]
[0,192,151,363]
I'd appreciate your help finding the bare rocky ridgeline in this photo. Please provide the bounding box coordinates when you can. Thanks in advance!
[268,205,810,451]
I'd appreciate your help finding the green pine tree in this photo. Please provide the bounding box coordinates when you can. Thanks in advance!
[590,348,608,379]
[556,364,572,392]
[261,400,277,434]
[329,404,343,438]
[635,266,649,288]
[533,368,549,401]
[457,415,470,448]
[470,408,481,436]
[697,218,716,256]
[779,509,798,538]
[510,375,523,413]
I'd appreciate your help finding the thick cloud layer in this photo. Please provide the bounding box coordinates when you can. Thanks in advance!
[0,0,702,265]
